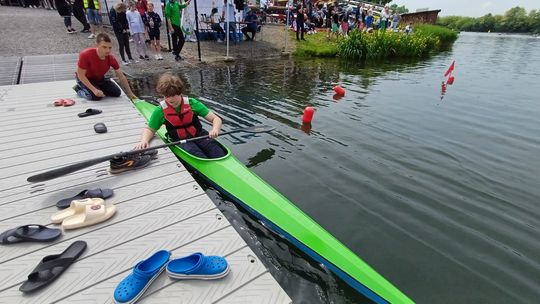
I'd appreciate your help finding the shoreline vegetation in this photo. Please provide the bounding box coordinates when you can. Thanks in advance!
[293,25,458,61]
[437,7,540,34]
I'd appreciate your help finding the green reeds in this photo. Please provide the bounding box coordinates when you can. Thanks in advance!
[337,30,440,61]
[293,25,457,61]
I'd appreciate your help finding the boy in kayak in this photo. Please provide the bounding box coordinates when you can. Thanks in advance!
[134,73,226,159]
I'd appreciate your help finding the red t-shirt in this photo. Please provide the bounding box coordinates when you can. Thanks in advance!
[136,0,148,16]
[77,48,120,81]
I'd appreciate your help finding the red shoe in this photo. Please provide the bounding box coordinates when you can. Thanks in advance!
[53,99,64,106]
[63,99,75,106]
[53,99,76,106]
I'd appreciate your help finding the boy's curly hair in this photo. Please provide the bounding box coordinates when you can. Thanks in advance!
[156,73,185,97]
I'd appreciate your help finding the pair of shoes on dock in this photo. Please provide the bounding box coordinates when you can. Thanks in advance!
[51,198,116,230]
[114,251,230,304]
[53,98,75,107]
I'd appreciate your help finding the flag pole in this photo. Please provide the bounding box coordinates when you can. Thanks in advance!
[193,0,202,61]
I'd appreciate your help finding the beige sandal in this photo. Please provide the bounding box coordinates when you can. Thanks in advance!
[51,198,104,224]
[62,202,116,230]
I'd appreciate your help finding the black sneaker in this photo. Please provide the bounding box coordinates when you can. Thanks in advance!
[139,55,145,60]
[174,55,182,61]
[143,150,159,159]
[135,149,159,159]
[109,154,152,174]
[144,55,150,60]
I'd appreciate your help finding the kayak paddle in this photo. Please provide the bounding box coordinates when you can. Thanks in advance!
[27,125,275,183]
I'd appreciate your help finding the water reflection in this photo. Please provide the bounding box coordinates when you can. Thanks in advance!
[246,148,276,168]
[300,122,312,135]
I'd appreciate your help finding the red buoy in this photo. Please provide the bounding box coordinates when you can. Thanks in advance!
[333,85,345,96]
[302,106,315,123]
[447,75,455,85]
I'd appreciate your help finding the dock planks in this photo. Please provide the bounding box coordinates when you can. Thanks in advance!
[0,80,290,304]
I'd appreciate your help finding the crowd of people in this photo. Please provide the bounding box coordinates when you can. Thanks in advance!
[202,0,260,42]
[50,0,167,63]
[286,1,413,39]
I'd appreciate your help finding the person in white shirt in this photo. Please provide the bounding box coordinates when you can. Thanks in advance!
[210,7,226,42]
[221,0,237,42]
[405,23,413,34]
[380,5,390,31]
[127,3,149,60]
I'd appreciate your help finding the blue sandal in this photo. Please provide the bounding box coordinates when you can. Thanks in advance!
[166,252,230,280]
[113,250,170,304]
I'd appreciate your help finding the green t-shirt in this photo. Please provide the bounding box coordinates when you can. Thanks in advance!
[148,97,210,131]
[165,0,188,27]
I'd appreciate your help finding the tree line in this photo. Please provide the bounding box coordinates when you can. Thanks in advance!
[437,7,540,33]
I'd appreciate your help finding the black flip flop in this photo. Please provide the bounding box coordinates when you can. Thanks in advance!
[19,241,87,293]
[94,122,107,133]
[78,108,102,118]
[0,225,61,245]
[56,188,114,209]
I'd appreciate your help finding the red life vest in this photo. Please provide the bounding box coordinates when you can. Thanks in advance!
[160,96,199,140]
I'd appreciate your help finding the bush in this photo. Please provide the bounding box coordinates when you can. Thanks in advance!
[414,24,458,44]
[337,29,440,61]
[293,25,456,61]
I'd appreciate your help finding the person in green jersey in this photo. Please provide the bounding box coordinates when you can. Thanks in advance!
[165,0,191,61]
[135,73,225,159]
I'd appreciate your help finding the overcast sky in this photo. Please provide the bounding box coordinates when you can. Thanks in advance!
[390,0,539,17]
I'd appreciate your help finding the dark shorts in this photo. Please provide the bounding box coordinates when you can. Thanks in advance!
[177,130,226,159]
[149,31,160,40]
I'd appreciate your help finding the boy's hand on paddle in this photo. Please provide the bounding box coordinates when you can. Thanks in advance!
[134,141,149,150]
[209,129,219,139]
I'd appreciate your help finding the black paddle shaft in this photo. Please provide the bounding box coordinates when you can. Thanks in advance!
[27,125,274,183]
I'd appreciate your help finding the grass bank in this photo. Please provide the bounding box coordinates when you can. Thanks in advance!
[293,25,458,61]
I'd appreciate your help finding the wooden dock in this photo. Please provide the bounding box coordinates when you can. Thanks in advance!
[0,75,291,303]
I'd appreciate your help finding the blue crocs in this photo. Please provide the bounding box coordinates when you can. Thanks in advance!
[113,250,171,304]
[166,252,230,280]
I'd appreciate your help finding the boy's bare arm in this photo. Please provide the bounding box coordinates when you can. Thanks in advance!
[204,111,222,138]
[135,127,156,150]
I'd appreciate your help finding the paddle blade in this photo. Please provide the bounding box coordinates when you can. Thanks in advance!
[240,125,275,134]
[27,155,115,183]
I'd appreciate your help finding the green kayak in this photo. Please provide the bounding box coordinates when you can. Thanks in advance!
[133,99,414,304]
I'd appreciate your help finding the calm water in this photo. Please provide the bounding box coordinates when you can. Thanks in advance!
[132,32,540,303]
